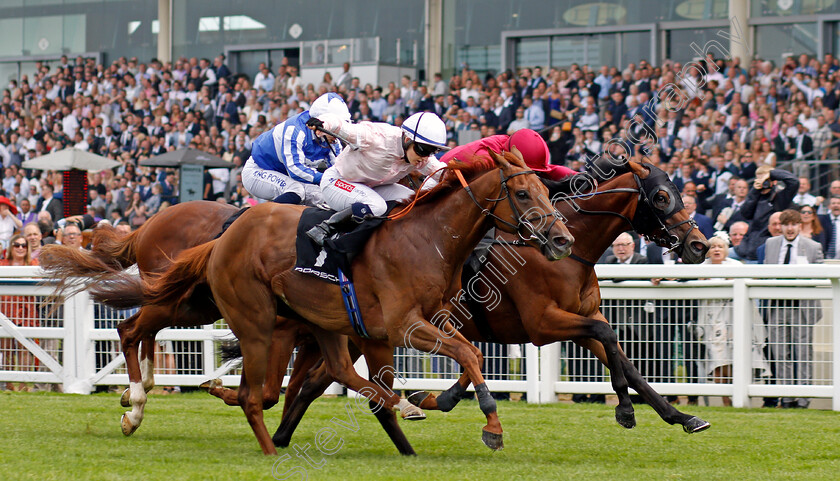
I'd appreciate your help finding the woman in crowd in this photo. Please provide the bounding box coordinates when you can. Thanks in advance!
[0,233,39,391]
[798,204,825,246]
[697,233,771,406]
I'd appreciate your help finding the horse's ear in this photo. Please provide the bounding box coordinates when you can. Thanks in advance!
[489,149,511,169]
[627,158,650,179]
[506,146,528,168]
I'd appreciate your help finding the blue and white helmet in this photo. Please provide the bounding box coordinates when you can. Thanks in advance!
[309,92,351,122]
[401,112,448,150]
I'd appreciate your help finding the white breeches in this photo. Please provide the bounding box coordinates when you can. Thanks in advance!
[241,157,324,205]
[320,166,414,216]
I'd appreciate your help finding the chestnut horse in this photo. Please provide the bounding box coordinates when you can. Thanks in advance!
[40,202,320,439]
[263,158,711,449]
[137,151,573,454]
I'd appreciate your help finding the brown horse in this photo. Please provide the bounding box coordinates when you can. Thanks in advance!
[39,202,316,437]
[265,158,711,449]
[42,203,420,454]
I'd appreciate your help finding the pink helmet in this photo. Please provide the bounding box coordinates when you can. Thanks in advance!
[507,129,551,172]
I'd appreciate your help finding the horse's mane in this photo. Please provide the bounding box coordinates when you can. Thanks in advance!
[398,154,500,208]
[543,156,649,199]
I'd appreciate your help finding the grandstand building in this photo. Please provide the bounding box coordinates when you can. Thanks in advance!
[0,1,837,85]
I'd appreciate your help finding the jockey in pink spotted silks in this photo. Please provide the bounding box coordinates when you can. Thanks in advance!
[304,112,449,246]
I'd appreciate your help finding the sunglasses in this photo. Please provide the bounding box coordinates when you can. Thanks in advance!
[11,243,27,248]
[801,210,814,214]
[413,142,441,158]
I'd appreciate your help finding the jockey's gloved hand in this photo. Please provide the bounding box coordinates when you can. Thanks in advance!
[315,161,329,173]
[305,118,324,130]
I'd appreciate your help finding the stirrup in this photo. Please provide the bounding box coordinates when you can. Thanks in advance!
[306,223,331,246]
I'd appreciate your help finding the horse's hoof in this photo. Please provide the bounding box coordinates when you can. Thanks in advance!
[407,391,431,407]
[481,429,504,451]
[120,388,131,407]
[198,378,223,392]
[400,404,426,421]
[615,409,636,429]
[683,416,711,434]
[120,414,139,436]
[272,435,291,448]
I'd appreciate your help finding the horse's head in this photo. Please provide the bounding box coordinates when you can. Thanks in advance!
[627,160,709,263]
[486,147,574,260]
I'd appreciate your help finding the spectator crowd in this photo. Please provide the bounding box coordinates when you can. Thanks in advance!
[3,49,840,402]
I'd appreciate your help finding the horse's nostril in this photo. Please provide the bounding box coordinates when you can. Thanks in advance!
[553,236,569,247]
[692,241,707,252]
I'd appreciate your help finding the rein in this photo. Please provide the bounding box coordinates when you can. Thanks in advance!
[390,165,559,247]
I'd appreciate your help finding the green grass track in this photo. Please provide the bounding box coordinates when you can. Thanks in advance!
[1,391,838,480]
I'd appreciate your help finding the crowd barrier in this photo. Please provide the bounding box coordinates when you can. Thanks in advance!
[1,265,837,410]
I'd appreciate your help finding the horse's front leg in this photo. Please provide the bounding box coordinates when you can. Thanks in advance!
[394,315,503,450]
[575,315,710,433]
[529,307,635,429]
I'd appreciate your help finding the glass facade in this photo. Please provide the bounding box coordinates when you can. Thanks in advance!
[171,0,424,65]
[756,23,818,64]
[666,27,730,64]
[443,0,728,76]
[752,0,840,17]
[0,0,158,60]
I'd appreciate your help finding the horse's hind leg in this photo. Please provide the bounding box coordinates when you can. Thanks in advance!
[358,339,417,455]
[281,335,320,414]
[139,335,156,391]
[577,337,710,433]
[204,320,298,409]
[117,309,165,436]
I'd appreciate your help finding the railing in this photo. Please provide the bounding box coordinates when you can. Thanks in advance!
[1,265,838,411]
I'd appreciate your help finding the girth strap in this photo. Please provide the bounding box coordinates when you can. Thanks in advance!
[338,268,370,338]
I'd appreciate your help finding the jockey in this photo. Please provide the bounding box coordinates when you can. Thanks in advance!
[440,128,576,181]
[304,111,449,246]
[241,93,350,206]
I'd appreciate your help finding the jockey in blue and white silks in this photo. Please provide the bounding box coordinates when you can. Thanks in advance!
[241,93,350,205]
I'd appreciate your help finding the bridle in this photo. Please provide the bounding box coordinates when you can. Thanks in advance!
[455,168,561,248]
[541,167,697,253]
[629,173,698,252]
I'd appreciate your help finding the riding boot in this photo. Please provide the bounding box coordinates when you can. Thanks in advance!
[306,207,354,246]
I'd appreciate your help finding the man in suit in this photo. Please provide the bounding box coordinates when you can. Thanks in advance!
[735,166,800,261]
[763,209,823,408]
[818,195,840,257]
[682,194,714,238]
[712,178,750,230]
[36,183,63,222]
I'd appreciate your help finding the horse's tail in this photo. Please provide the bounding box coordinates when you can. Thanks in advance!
[39,225,140,298]
[219,341,243,362]
[88,272,146,309]
[90,224,140,269]
[143,240,218,308]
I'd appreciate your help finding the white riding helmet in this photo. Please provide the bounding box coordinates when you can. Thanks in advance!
[309,93,351,122]
[401,112,448,150]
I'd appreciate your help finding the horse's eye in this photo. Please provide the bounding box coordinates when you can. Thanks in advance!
[516,190,530,200]
[655,193,667,203]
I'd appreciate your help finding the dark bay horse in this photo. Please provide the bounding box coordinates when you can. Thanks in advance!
[137,151,573,454]
[264,158,711,449]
